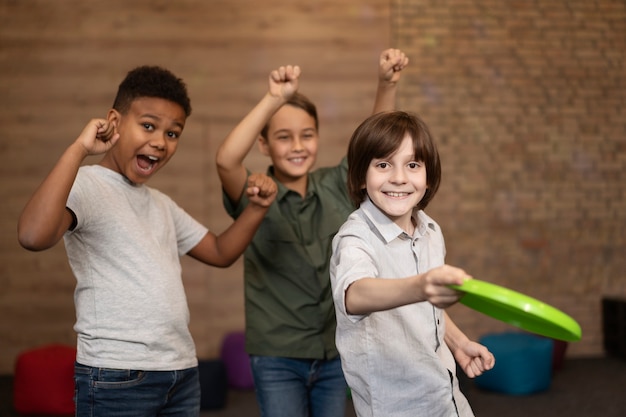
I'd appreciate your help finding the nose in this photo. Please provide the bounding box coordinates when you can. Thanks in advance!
[150,134,167,151]
[292,136,304,152]
[390,166,407,183]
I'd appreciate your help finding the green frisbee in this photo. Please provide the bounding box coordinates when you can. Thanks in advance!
[449,279,582,342]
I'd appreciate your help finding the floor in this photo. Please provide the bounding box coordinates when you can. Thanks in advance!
[200,356,626,417]
[2,356,625,416]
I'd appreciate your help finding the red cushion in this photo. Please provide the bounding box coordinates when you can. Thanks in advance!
[13,344,76,415]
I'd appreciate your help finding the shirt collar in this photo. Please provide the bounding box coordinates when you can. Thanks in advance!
[360,197,437,243]
[267,165,315,201]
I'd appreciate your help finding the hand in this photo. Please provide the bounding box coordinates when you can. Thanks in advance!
[268,65,301,100]
[77,118,120,156]
[419,265,469,308]
[453,340,496,378]
[379,48,409,84]
[246,173,278,208]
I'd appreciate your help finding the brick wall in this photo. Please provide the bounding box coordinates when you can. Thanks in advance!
[1,0,624,374]
[393,0,626,356]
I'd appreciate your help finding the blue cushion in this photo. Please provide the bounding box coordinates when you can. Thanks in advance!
[475,332,553,395]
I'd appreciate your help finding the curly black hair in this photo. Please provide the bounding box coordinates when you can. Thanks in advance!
[112,66,192,117]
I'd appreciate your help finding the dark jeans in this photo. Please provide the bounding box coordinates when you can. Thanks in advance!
[250,355,347,417]
[74,363,200,417]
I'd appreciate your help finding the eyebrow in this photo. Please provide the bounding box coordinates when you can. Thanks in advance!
[274,127,315,133]
[140,113,184,130]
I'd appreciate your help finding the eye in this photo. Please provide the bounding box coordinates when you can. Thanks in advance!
[142,123,155,131]
[408,162,421,169]
[376,162,390,169]
[167,131,180,139]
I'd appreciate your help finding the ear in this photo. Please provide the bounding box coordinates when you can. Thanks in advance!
[107,109,120,129]
[257,135,270,156]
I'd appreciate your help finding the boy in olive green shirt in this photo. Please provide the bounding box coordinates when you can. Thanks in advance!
[216,50,408,417]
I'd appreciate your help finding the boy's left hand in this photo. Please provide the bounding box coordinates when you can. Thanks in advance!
[453,340,496,378]
[246,173,277,208]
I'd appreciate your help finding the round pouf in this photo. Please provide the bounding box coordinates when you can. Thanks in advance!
[220,331,254,390]
[475,332,554,395]
[13,344,77,415]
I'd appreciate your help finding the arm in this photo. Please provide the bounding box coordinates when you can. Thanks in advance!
[372,48,409,114]
[17,119,119,251]
[215,65,301,204]
[344,264,468,315]
[444,311,496,378]
[187,172,277,267]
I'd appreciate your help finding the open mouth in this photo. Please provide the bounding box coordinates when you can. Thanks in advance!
[137,155,159,172]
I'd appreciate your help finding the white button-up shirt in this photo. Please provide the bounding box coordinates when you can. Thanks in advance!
[330,198,474,417]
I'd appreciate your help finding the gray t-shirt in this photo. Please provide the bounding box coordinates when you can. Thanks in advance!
[64,165,208,371]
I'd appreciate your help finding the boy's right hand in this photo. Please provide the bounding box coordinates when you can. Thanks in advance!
[77,118,120,156]
[268,65,301,101]
[419,264,470,308]
[245,173,278,208]
[379,48,409,85]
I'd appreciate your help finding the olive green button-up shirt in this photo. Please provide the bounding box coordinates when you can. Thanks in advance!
[223,158,354,359]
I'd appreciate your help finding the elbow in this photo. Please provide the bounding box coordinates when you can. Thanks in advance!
[215,148,231,173]
[17,224,55,252]
[219,252,242,268]
[17,232,49,252]
[215,160,232,184]
[215,148,242,180]
[211,256,238,269]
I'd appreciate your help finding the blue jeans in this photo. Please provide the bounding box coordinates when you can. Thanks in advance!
[250,355,347,417]
[74,363,200,417]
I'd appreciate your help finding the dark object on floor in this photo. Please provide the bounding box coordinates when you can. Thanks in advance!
[551,339,568,371]
[602,297,626,359]
[199,359,228,410]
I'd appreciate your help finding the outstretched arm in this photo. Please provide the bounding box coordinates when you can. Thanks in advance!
[215,65,301,204]
[17,119,119,251]
[444,312,495,378]
[372,48,409,114]
[188,172,277,267]
[344,264,468,315]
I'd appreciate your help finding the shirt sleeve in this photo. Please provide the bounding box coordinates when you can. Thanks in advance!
[168,197,209,256]
[331,227,379,323]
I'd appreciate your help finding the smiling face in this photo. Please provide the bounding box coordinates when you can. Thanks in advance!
[258,104,318,193]
[365,134,428,232]
[100,97,186,184]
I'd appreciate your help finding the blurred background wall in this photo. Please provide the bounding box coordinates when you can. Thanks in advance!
[1,0,623,374]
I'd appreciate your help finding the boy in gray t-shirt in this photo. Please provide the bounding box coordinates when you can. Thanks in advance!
[18,66,277,416]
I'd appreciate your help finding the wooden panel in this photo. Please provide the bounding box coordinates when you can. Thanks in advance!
[0,0,391,373]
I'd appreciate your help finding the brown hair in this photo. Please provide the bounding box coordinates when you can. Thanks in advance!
[260,92,319,140]
[347,111,441,209]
